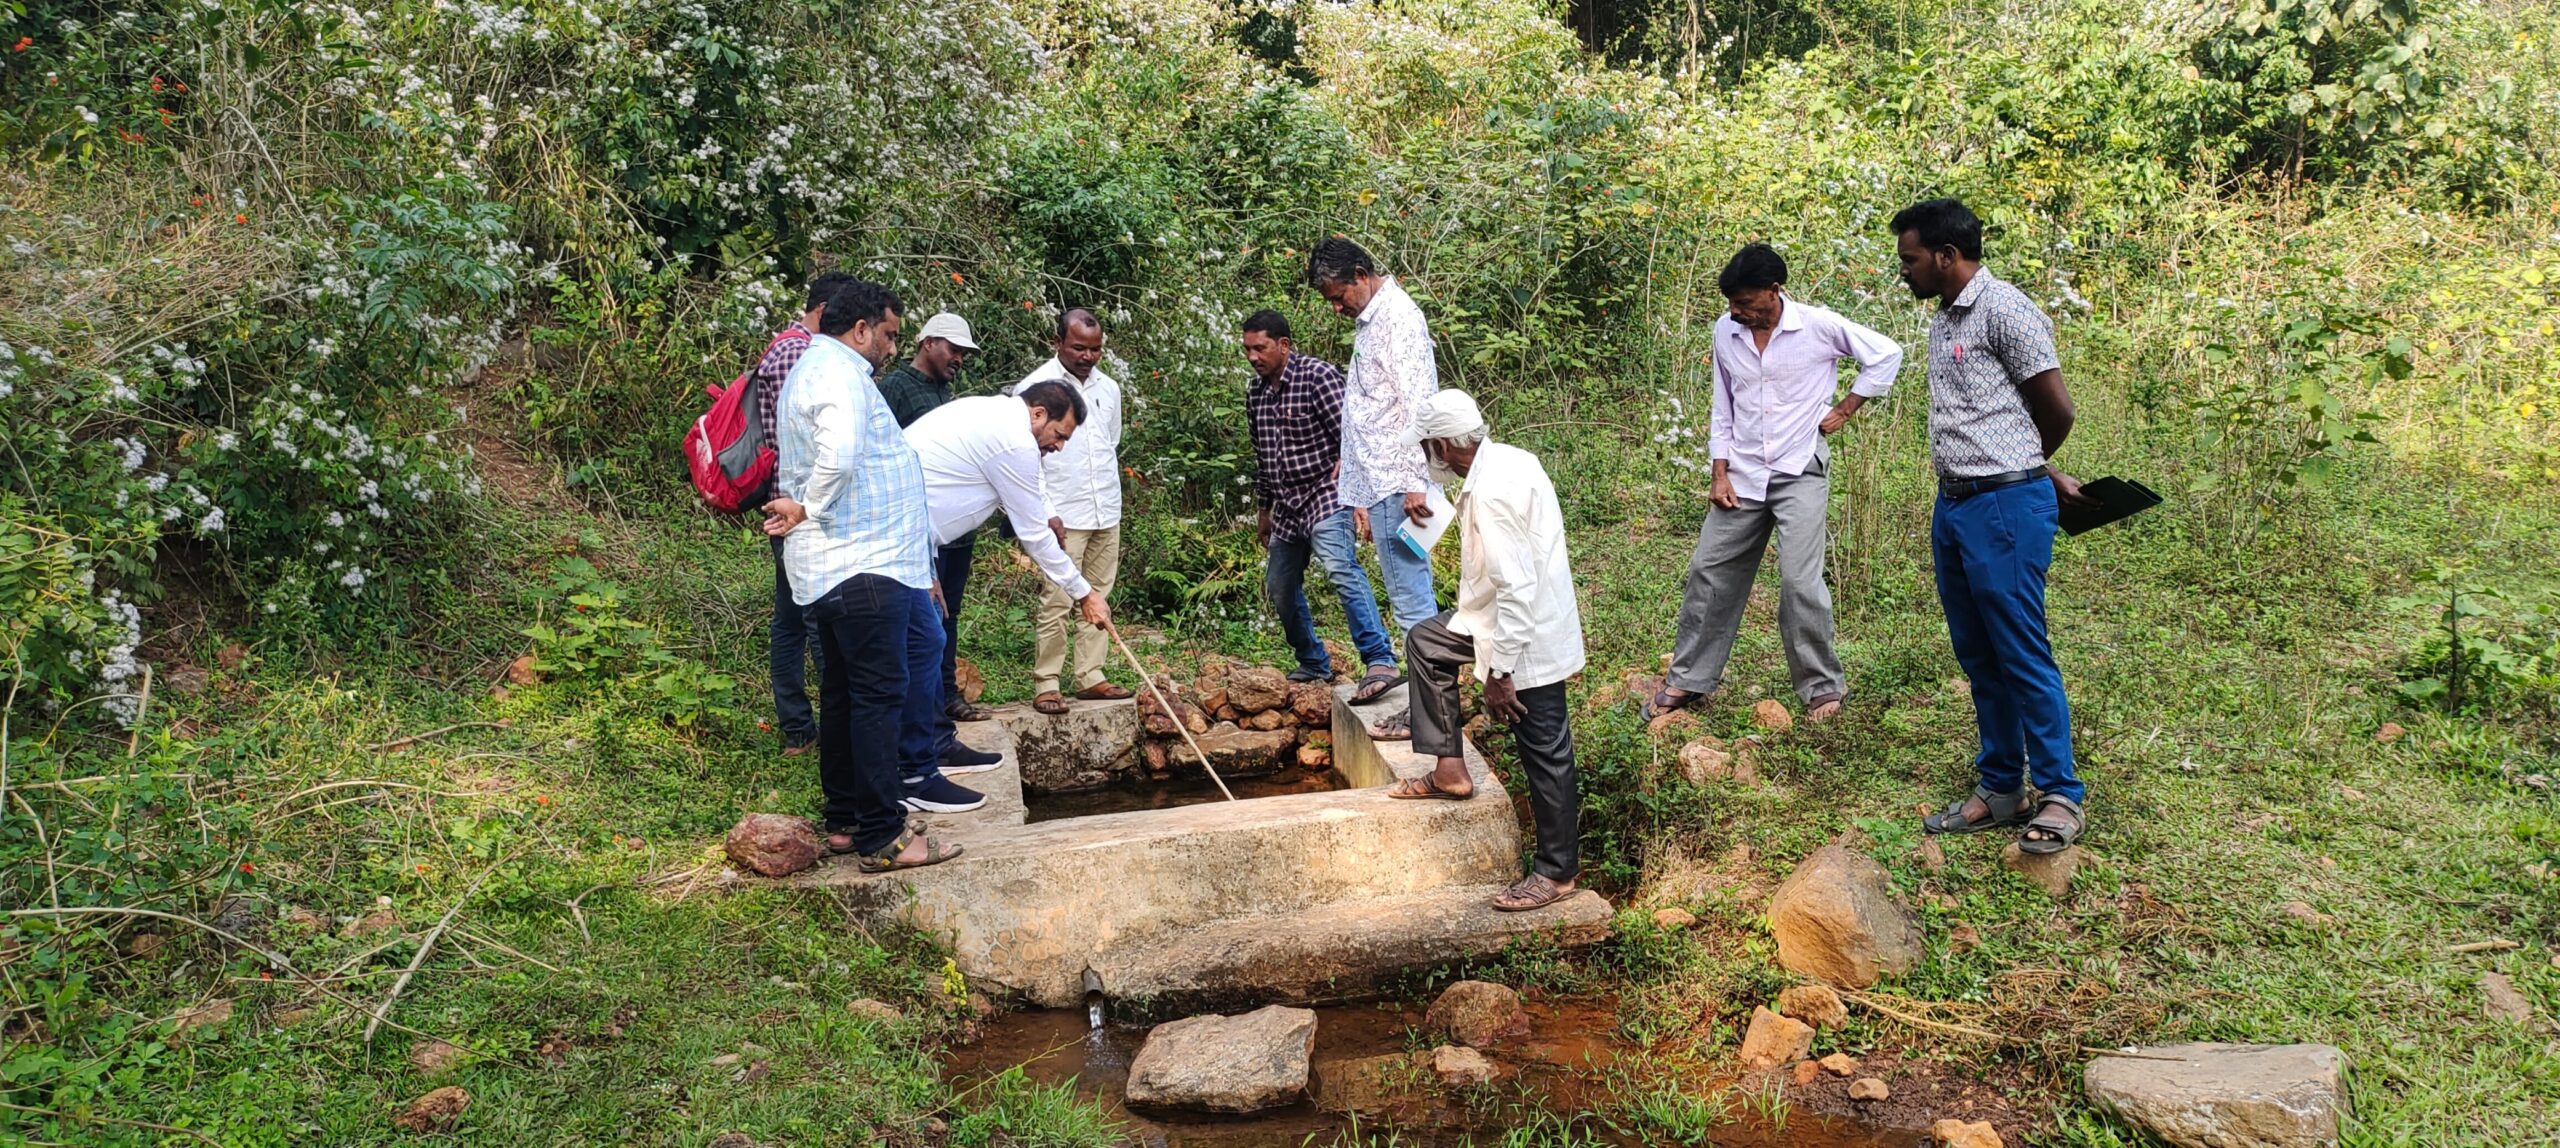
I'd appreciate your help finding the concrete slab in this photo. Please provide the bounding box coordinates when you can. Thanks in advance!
[771,680,1609,1007]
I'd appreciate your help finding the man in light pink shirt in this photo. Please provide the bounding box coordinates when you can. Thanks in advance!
[1646,243,1902,723]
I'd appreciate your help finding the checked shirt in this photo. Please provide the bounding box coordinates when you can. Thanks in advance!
[1248,352,1348,544]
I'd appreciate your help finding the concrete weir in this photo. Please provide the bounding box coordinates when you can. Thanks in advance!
[782,682,1613,1007]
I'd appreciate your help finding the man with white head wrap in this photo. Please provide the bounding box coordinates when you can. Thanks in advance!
[1386,389,1589,913]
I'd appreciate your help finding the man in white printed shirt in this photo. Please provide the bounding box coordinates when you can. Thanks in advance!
[1645,244,1903,725]
[1391,390,1590,916]
[1013,308,1130,715]
[907,381,1114,638]
[760,278,961,872]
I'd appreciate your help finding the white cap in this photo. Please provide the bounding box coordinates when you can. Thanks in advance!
[916,312,978,351]
[1403,388,1485,445]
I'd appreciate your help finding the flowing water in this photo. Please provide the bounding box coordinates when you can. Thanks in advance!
[1024,767,1350,823]
[945,997,1932,1147]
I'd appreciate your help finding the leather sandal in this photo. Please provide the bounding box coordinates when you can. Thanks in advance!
[1923,786,2033,836]
[1074,682,1134,701]
[1031,691,1070,715]
[856,828,964,873]
[1491,873,1574,912]
[1387,775,1473,801]
[2019,795,2086,855]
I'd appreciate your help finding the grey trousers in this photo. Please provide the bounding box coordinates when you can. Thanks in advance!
[1668,461,1846,704]
[1406,611,1580,882]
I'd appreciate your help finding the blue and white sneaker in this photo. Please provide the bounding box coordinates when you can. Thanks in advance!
[902,773,988,813]
[939,743,1005,776]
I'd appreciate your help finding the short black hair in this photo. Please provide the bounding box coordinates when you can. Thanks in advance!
[1717,243,1787,296]
[1241,309,1292,341]
[1055,307,1101,341]
[1305,236,1376,288]
[804,270,853,311]
[816,278,901,337]
[1889,198,1983,261]
[1018,379,1088,425]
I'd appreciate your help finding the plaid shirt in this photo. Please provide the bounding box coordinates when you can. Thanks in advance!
[1248,353,1347,543]
[752,321,815,452]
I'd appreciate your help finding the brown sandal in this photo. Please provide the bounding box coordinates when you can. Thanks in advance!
[1491,873,1574,912]
[1387,775,1473,801]
[1074,682,1134,701]
[1032,691,1070,715]
[856,828,964,873]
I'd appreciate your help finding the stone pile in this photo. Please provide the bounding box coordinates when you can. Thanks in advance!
[1137,661,1340,781]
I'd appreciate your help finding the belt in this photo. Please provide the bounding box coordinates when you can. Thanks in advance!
[1938,468,2045,499]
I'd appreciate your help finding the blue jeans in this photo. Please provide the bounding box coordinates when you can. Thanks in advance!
[807,573,911,853]
[1932,480,2081,805]
[1266,507,1399,677]
[901,586,956,783]
[769,537,823,746]
[1367,491,1442,635]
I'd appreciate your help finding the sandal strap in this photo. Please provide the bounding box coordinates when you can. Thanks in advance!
[2026,794,2085,834]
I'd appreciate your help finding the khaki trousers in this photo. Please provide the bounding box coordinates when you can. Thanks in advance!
[1034,525,1120,694]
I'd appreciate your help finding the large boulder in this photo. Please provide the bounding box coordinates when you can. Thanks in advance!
[2083,1042,2346,1148]
[1001,699,1140,792]
[1124,1005,1317,1113]
[724,813,824,877]
[1425,980,1528,1048]
[1190,723,1297,776]
[1225,668,1291,715]
[1765,845,1921,987]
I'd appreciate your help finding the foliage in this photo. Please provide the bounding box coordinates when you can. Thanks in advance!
[2391,561,2560,718]
[524,557,738,728]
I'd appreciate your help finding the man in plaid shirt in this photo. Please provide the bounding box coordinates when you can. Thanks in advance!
[748,272,849,756]
[1241,310,1400,692]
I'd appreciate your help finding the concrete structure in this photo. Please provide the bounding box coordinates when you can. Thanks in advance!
[785,683,1612,1007]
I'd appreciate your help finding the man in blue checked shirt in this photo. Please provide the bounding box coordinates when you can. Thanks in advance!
[760,278,968,873]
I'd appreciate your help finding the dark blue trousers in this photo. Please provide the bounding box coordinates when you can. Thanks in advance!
[807,573,911,853]
[769,537,823,746]
[900,585,954,783]
[1931,479,2082,805]
[934,534,975,700]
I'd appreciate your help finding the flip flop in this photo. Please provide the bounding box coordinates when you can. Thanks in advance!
[1350,668,1405,705]
[2018,795,2085,855]
[1491,873,1574,912]
[1387,775,1473,801]
[1638,686,1700,723]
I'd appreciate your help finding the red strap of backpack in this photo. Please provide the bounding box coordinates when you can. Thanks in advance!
[705,328,814,398]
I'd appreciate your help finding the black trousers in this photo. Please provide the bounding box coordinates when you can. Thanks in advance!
[808,573,913,853]
[1405,610,1580,882]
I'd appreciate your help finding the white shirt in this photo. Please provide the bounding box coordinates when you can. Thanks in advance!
[1447,441,1584,691]
[1338,277,1439,510]
[1708,298,1903,502]
[1013,358,1122,530]
[773,335,932,604]
[905,395,1094,600]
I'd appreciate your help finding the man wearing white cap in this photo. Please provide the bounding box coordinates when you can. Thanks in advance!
[1388,389,1589,914]
[876,313,989,725]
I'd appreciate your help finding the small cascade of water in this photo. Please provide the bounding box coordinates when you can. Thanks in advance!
[1082,966,1105,1031]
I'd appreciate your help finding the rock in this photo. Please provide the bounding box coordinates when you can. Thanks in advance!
[1849,1077,1890,1101]
[1425,980,1529,1048]
[1196,687,1230,715]
[1124,1005,1317,1113]
[1731,754,1760,787]
[410,1038,467,1075]
[954,657,986,703]
[2083,1042,2346,1148]
[2483,972,2534,1023]
[1678,737,1732,783]
[1143,740,1169,771]
[1777,984,1849,1029]
[1192,724,1297,776]
[1737,1006,1813,1070]
[1766,845,1922,987]
[395,1086,471,1133]
[1931,1119,2002,1148]
[847,998,905,1026]
[1214,703,1242,723]
[281,906,325,931]
[2374,722,2405,743]
[1143,700,1208,737]
[1949,922,1983,953]
[1241,708,1291,732]
[724,813,824,878]
[166,665,210,697]
[1427,1044,1495,1086]
[1751,699,1794,732]
[170,999,234,1037]
[1790,1059,1823,1086]
[216,643,249,670]
[1002,699,1142,792]
[1818,1052,1859,1076]
[505,654,539,685]
[1651,907,1696,930]
[1646,708,1702,738]
[1225,668,1291,715]
[1916,837,1947,873]
[2000,842,2084,897]
[127,933,166,958]
[272,1006,319,1027]
[1290,683,1334,726]
[1297,744,1333,769]
[2277,901,2332,927]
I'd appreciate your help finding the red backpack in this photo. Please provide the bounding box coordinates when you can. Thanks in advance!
[686,328,808,514]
